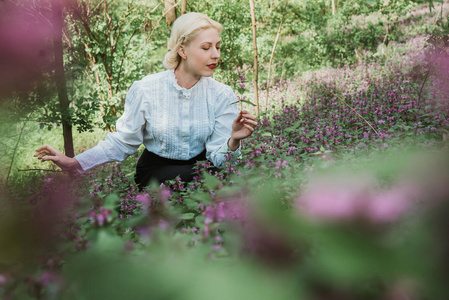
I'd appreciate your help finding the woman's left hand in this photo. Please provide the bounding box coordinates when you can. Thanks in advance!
[228,110,257,150]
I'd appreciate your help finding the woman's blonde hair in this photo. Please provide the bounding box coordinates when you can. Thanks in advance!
[163,12,222,69]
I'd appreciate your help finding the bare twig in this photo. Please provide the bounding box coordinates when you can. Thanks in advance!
[265,0,288,111]
[146,0,182,43]
[116,29,138,94]
[18,169,63,172]
[434,1,444,25]
[382,22,389,44]
[151,1,164,13]
[249,0,260,115]
[6,119,28,185]
[332,92,379,135]
[418,68,431,103]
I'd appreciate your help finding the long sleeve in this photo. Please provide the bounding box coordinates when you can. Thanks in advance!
[206,85,241,168]
[74,81,147,171]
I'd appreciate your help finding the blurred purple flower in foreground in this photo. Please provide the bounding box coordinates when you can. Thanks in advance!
[0,1,57,98]
[296,174,417,224]
[86,206,113,227]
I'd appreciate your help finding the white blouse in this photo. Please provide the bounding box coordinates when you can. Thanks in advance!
[74,69,240,172]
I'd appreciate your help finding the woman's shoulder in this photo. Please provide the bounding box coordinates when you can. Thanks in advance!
[137,69,171,87]
[203,76,233,96]
[124,70,170,104]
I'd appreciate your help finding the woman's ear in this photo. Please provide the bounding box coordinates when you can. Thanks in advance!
[177,46,187,60]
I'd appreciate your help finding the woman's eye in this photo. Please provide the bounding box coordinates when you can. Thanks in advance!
[202,48,210,50]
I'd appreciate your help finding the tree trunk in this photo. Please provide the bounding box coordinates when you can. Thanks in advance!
[165,0,177,25]
[181,0,187,15]
[249,0,259,116]
[331,0,336,14]
[52,0,74,158]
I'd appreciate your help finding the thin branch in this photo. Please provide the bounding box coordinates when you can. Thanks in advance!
[417,68,431,103]
[333,92,379,135]
[70,4,101,44]
[265,0,288,111]
[116,29,139,94]
[6,119,28,185]
[18,169,63,172]
[151,1,164,13]
[249,0,260,116]
[92,0,106,15]
[146,0,182,43]
[112,3,132,52]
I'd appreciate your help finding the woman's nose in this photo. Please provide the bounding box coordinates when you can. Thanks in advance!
[211,47,220,59]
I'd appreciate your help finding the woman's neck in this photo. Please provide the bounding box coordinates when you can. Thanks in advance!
[174,65,201,89]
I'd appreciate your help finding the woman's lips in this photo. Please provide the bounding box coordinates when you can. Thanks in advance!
[207,64,217,69]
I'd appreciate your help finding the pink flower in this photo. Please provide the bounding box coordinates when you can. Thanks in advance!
[366,187,413,223]
[0,274,8,286]
[203,206,215,224]
[202,225,210,239]
[275,160,288,168]
[298,175,373,221]
[40,271,59,286]
[297,174,414,224]
[0,1,57,97]
[136,194,150,206]
[44,177,54,184]
[86,206,113,226]
[159,188,172,203]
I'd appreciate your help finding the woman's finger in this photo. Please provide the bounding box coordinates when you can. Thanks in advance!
[234,113,243,123]
[243,119,257,127]
[42,155,57,162]
[242,115,256,122]
[37,153,47,160]
[241,112,256,118]
[34,151,49,158]
[35,145,51,152]
[243,124,255,132]
[35,145,61,156]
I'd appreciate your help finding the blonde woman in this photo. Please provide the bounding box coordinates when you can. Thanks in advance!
[34,12,257,189]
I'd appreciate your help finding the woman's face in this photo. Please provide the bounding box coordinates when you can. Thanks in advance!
[179,27,221,78]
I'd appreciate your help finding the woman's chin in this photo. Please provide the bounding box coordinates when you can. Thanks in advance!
[203,69,216,77]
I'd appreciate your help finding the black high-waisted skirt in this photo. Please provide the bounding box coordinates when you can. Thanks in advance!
[134,148,207,190]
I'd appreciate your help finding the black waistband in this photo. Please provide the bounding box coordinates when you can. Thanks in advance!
[136,148,207,168]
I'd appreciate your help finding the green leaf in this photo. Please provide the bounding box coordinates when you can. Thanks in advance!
[203,173,220,191]
[104,193,120,210]
[229,100,256,107]
[179,213,195,220]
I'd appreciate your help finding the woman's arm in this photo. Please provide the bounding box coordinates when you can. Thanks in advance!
[34,145,82,171]
[206,86,256,168]
[228,110,257,151]
[35,81,147,172]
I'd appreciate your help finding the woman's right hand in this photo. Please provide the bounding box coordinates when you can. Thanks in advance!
[34,145,82,172]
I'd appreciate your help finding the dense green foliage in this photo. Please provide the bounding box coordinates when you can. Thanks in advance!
[3,0,447,132]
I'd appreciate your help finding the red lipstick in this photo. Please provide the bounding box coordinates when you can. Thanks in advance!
[207,64,217,69]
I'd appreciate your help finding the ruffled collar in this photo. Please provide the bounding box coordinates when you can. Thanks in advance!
[168,68,203,99]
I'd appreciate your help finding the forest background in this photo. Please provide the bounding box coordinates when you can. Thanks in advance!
[1,0,449,299]
[0,0,447,175]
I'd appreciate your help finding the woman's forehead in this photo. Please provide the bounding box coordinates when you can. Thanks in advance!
[193,28,221,44]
